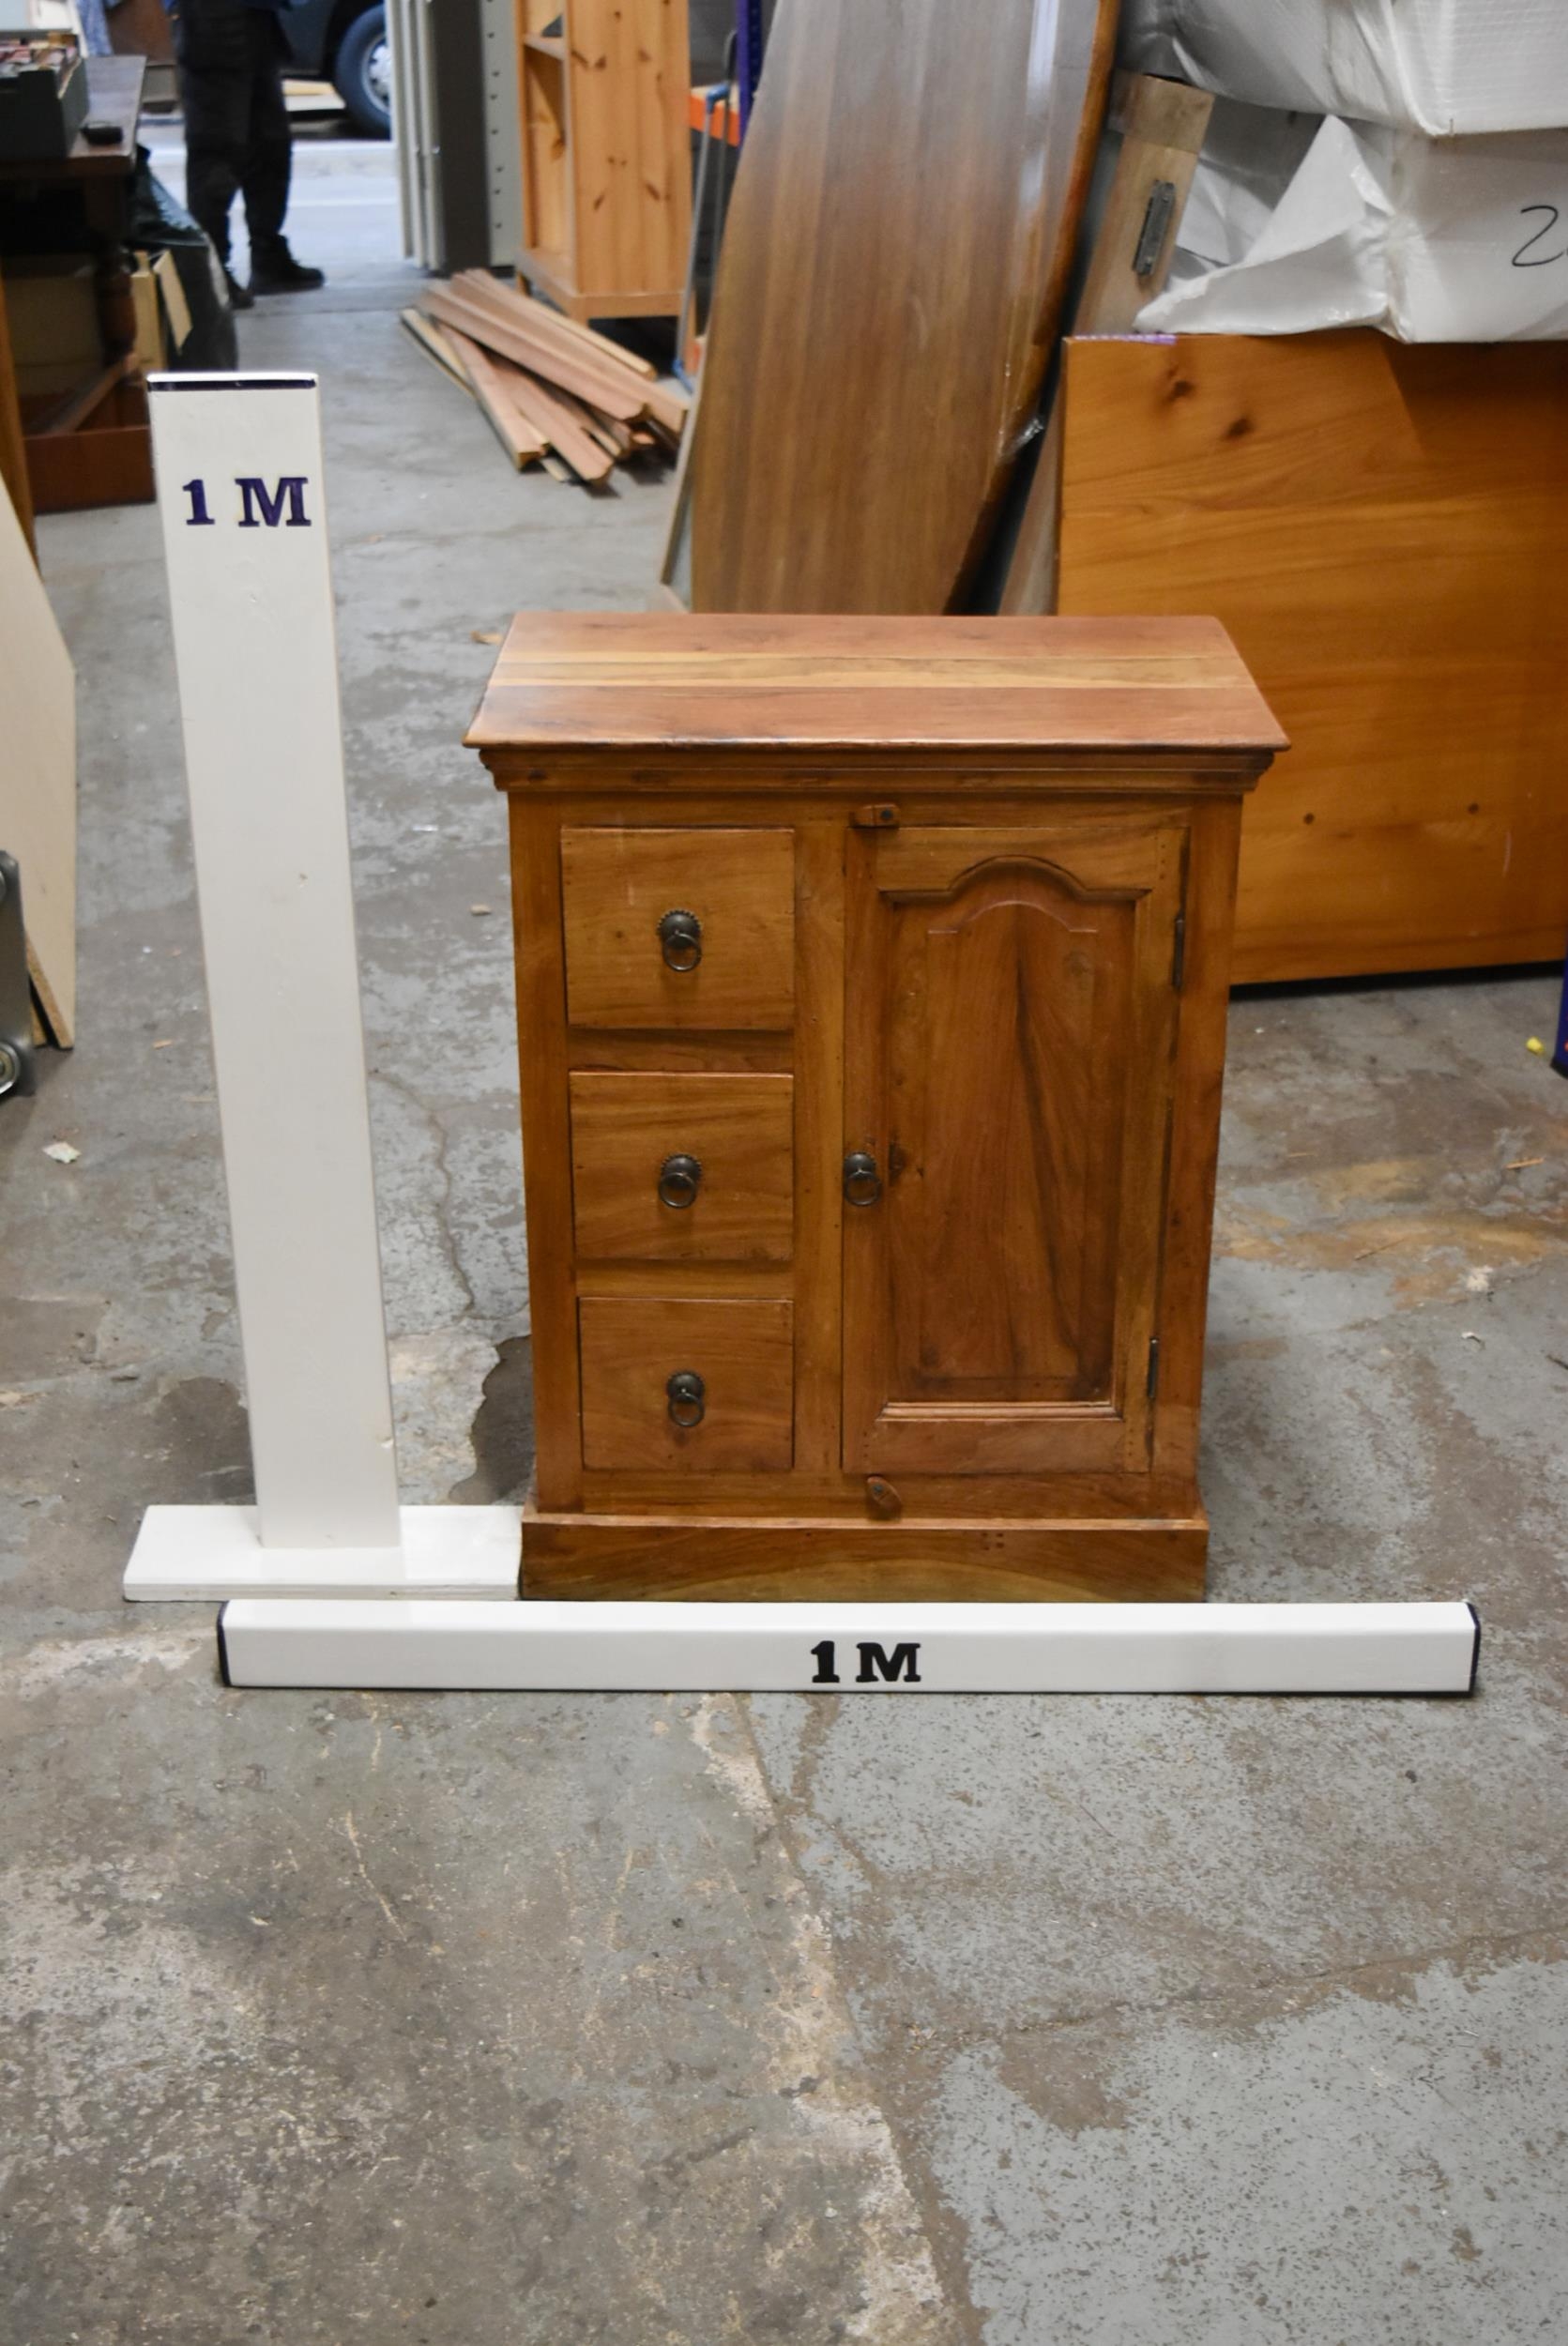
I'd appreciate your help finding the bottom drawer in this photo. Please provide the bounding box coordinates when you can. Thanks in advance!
[579,1297,793,1472]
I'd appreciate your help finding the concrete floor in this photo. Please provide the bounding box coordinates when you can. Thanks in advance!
[5,137,1568,2346]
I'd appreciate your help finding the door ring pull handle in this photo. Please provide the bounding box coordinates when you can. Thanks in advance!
[658,908,702,971]
[658,1152,702,1209]
[666,1369,706,1427]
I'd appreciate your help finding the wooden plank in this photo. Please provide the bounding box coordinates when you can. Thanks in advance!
[1000,71,1211,615]
[544,378,633,456]
[442,327,548,465]
[687,0,1118,613]
[1057,330,1568,980]
[500,363,617,481]
[459,267,688,432]
[465,611,1286,759]
[0,458,75,1042]
[421,282,647,421]
[1076,72,1213,335]
[446,272,671,416]
[400,305,472,388]
[454,267,658,378]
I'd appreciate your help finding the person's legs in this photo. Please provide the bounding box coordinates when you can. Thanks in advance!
[240,11,290,259]
[177,55,249,272]
[244,12,325,290]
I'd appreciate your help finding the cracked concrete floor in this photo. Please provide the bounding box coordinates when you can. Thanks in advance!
[5,138,1568,2346]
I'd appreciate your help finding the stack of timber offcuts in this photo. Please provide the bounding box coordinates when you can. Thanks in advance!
[403,271,687,486]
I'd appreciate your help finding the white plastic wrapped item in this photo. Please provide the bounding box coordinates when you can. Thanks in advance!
[1119,0,1568,139]
[1139,103,1568,342]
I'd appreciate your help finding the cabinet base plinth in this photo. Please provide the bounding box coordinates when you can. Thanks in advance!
[521,1505,1208,1603]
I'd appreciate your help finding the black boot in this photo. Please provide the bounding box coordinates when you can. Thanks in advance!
[250,239,326,295]
[224,267,256,312]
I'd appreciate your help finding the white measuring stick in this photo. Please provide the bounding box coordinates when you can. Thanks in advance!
[126,374,514,1599]
[217,1598,1481,1695]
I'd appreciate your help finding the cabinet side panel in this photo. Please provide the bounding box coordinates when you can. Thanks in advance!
[1152,793,1242,1488]
[510,796,584,1508]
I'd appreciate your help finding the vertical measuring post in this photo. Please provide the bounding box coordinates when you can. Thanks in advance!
[148,374,399,1548]
[126,374,519,1601]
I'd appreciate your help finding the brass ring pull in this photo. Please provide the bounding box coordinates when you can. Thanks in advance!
[666,1369,706,1428]
[657,908,703,972]
[658,1152,702,1210]
[843,1150,882,1207]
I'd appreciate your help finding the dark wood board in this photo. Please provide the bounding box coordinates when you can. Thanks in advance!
[686,0,1117,615]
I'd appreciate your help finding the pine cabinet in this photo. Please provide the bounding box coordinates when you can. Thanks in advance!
[469,614,1284,1601]
[514,0,692,321]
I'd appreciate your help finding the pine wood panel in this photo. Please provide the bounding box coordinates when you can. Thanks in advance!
[844,818,1181,1477]
[579,1297,794,1471]
[1057,330,1568,980]
[685,0,1118,613]
[468,611,1285,761]
[516,0,691,315]
[569,1071,794,1260]
[560,825,795,1028]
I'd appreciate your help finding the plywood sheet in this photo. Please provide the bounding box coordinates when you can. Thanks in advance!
[1057,329,1568,982]
[688,0,1117,615]
[0,479,75,1039]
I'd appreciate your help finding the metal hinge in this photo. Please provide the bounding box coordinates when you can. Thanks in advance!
[1146,1337,1161,1399]
[1134,180,1178,280]
[1172,913,1186,991]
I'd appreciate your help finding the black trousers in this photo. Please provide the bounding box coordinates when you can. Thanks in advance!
[175,1,292,268]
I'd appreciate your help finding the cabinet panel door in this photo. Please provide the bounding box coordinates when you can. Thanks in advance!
[843,818,1184,1476]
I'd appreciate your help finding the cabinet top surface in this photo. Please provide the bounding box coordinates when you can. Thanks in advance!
[468,612,1286,769]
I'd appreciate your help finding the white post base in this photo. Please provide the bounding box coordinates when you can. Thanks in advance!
[215,1597,1481,1696]
[124,1505,522,1602]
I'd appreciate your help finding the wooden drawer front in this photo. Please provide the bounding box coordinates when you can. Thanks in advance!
[579,1298,794,1471]
[571,1072,794,1261]
[561,827,795,1028]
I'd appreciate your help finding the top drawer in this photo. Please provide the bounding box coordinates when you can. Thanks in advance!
[561,827,795,1029]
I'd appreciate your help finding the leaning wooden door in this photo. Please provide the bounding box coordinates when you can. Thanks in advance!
[842,816,1185,1477]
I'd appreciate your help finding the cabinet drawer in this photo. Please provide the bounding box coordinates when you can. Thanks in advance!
[571,1072,794,1261]
[561,827,795,1029]
[579,1298,794,1471]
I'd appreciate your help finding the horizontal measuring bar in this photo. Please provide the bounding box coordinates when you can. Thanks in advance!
[217,1599,1481,1696]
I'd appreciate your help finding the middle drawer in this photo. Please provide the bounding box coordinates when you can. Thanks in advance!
[570,1072,795,1262]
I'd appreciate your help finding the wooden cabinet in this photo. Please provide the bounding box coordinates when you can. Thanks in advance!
[470,613,1284,1602]
[514,0,692,322]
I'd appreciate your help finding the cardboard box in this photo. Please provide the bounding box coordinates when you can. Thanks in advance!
[1119,0,1568,139]
[5,253,100,399]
